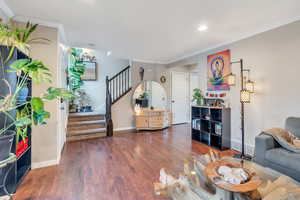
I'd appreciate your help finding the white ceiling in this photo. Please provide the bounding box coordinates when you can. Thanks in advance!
[4,0,300,63]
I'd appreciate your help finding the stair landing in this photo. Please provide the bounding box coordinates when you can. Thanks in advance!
[67,113,106,142]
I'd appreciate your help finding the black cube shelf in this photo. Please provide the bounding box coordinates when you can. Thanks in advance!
[0,46,32,194]
[191,106,231,150]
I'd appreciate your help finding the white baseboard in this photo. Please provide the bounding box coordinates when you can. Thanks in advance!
[114,127,135,131]
[32,159,59,169]
[231,139,255,156]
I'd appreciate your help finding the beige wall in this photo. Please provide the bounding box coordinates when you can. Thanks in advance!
[27,25,61,166]
[80,48,130,114]
[167,20,300,154]
[112,61,167,129]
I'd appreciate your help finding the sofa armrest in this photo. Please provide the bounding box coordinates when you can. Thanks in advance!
[254,135,278,166]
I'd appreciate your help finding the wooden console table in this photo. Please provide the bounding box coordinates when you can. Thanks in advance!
[135,109,172,130]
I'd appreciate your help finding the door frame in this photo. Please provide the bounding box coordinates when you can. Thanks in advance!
[170,71,189,125]
[189,72,200,122]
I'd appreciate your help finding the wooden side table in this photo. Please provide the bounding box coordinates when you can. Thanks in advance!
[0,154,16,199]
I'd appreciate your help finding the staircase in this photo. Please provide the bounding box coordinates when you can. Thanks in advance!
[67,65,132,141]
[105,65,132,136]
[67,113,106,142]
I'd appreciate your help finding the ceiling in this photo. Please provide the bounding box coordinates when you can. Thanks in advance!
[4,0,300,63]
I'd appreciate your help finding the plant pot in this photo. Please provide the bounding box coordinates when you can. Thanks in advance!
[196,99,204,106]
[17,87,29,102]
[0,130,15,161]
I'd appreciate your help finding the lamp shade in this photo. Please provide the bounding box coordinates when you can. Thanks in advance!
[245,80,254,93]
[228,73,236,86]
[240,89,251,103]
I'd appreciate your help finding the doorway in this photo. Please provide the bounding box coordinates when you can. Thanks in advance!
[171,71,189,124]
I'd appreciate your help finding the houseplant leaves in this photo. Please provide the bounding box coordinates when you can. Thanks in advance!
[31,97,50,125]
[43,87,74,101]
[10,59,52,83]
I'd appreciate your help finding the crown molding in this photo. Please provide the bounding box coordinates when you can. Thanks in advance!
[13,15,68,45]
[132,58,168,65]
[0,0,14,18]
[165,15,300,65]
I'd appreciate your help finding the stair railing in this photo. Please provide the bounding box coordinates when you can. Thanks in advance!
[105,66,131,137]
[106,76,113,137]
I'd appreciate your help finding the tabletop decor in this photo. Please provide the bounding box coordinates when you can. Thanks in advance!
[205,160,262,193]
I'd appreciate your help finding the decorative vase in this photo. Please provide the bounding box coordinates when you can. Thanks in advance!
[0,130,15,161]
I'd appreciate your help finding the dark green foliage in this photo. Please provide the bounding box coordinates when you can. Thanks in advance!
[68,48,85,92]
[192,88,204,105]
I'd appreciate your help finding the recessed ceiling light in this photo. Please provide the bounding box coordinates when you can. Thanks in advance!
[106,51,112,56]
[198,25,208,32]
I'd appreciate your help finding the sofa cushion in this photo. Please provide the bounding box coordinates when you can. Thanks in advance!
[285,117,300,138]
[265,148,300,173]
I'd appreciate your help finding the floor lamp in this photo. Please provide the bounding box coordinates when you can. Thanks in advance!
[227,59,254,160]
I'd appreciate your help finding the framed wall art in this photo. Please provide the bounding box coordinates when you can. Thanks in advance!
[82,61,97,81]
[207,49,231,91]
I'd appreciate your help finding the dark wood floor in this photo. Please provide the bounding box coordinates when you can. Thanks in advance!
[14,124,235,200]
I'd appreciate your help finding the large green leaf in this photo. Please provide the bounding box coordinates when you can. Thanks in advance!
[43,87,74,101]
[10,59,51,83]
[10,59,31,70]
[32,111,50,125]
[31,97,44,113]
[31,97,51,125]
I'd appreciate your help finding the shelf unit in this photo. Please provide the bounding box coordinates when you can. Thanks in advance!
[191,105,231,150]
[0,46,32,194]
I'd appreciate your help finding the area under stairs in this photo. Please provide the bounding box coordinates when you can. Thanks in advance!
[67,113,107,142]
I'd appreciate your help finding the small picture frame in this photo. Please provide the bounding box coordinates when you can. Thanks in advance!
[82,61,97,81]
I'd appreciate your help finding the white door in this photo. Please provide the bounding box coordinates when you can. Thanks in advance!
[171,72,189,124]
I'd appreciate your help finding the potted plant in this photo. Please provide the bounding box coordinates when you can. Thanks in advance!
[68,48,86,112]
[192,88,204,106]
[73,89,93,112]
[136,92,149,108]
[0,20,73,161]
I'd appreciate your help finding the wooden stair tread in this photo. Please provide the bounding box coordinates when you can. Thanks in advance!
[68,128,106,136]
[68,124,105,131]
[69,116,105,122]
[67,132,106,142]
[68,120,106,126]
[68,120,106,129]
[69,112,105,117]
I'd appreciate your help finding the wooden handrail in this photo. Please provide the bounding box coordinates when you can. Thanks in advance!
[109,65,130,81]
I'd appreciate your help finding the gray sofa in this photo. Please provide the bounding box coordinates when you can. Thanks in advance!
[254,117,300,182]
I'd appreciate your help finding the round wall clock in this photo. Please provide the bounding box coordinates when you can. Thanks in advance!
[160,76,166,83]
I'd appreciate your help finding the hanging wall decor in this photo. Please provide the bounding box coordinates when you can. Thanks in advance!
[207,49,231,91]
[81,61,97,81]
